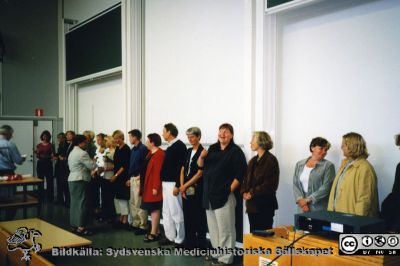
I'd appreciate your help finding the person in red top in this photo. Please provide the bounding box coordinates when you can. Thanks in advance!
[36,130,55,202]
[140,133,165,242]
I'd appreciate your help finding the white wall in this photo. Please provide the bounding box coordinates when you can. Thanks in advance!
[78,75,126,135]
[144,0,251,145]
[274,0,400,226]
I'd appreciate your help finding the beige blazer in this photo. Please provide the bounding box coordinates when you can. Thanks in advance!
[327,158,379,217]
[68,146,95,182]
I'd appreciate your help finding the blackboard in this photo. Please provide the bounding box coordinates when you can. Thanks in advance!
[65,5,122,81]
[267,0,294,9]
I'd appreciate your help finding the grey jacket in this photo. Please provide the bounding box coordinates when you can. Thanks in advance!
[293,158,335,211]
[68,146,95,182]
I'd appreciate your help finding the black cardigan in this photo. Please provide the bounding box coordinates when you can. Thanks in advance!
[160,139,187,187]
[114,144,131,200]
[202,141,247,210]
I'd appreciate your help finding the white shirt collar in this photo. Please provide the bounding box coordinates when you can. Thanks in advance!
[168,138,178,147]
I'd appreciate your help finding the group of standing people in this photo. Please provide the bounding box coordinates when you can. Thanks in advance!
[137,123,250,266]
[64,123,267,265]
[35,130,76,206]
[2,120,399,265]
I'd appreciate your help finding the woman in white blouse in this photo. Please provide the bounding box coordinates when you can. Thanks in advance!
[293,137,336,213]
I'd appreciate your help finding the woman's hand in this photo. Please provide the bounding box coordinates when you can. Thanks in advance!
[110,175,117,183]
[297,198,308,208]
[302,205,310,212]
[152,189,158,196]
[126,180,131,187]
[243,192,252,200]
[179,185,186,193]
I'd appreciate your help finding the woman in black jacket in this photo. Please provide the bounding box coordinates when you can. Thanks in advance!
[179,127,207,250]
[111,130,131,228]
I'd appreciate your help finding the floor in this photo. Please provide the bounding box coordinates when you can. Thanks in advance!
[5,202,243,266]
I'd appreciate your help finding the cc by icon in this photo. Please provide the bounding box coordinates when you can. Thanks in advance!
[341,236,358,254]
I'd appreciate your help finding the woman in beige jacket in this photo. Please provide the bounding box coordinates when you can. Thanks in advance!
[327,132,379,217]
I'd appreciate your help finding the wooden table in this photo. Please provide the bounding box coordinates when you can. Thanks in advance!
[0,218,92,252]
[243,227,400,266]
[0,177,44,218]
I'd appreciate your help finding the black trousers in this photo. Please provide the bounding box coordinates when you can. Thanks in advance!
[100,179,116,220]
[54,161,70,206]
[248,208,275,232]
[182,191,207,249]
[37,159,54,201]
[88,176,102,214]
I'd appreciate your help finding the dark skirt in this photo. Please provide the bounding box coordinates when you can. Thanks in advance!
[69,180,91,227]
[141,201,162,212]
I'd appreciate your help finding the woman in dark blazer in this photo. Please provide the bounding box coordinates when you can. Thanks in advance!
[241,131,279,231]
[111,130,131,228]
[141,133,165,242]
[179,127,207,250]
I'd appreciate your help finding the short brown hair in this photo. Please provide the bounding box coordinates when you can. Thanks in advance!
[147,133,162,147]
[219,123,234,135]
[164,123,178,137]
[343,132,369,159]
[309,137,331,152]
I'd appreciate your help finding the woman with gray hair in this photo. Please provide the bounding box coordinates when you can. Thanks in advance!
[241,131,279,231]
[179,127,207,250]
[293,137,336,213]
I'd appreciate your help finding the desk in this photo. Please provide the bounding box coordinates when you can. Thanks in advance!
[0,177,44,218]
[243,228,400,266]
[0,218,92,252]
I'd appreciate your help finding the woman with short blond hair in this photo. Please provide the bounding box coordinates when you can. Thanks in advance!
[328,132,379,217]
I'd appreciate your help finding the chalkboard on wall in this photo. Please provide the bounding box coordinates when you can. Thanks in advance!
[65,5,122,81]
[267,0,294,8]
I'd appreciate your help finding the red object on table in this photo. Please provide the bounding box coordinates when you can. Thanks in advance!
[5,174,23,181]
